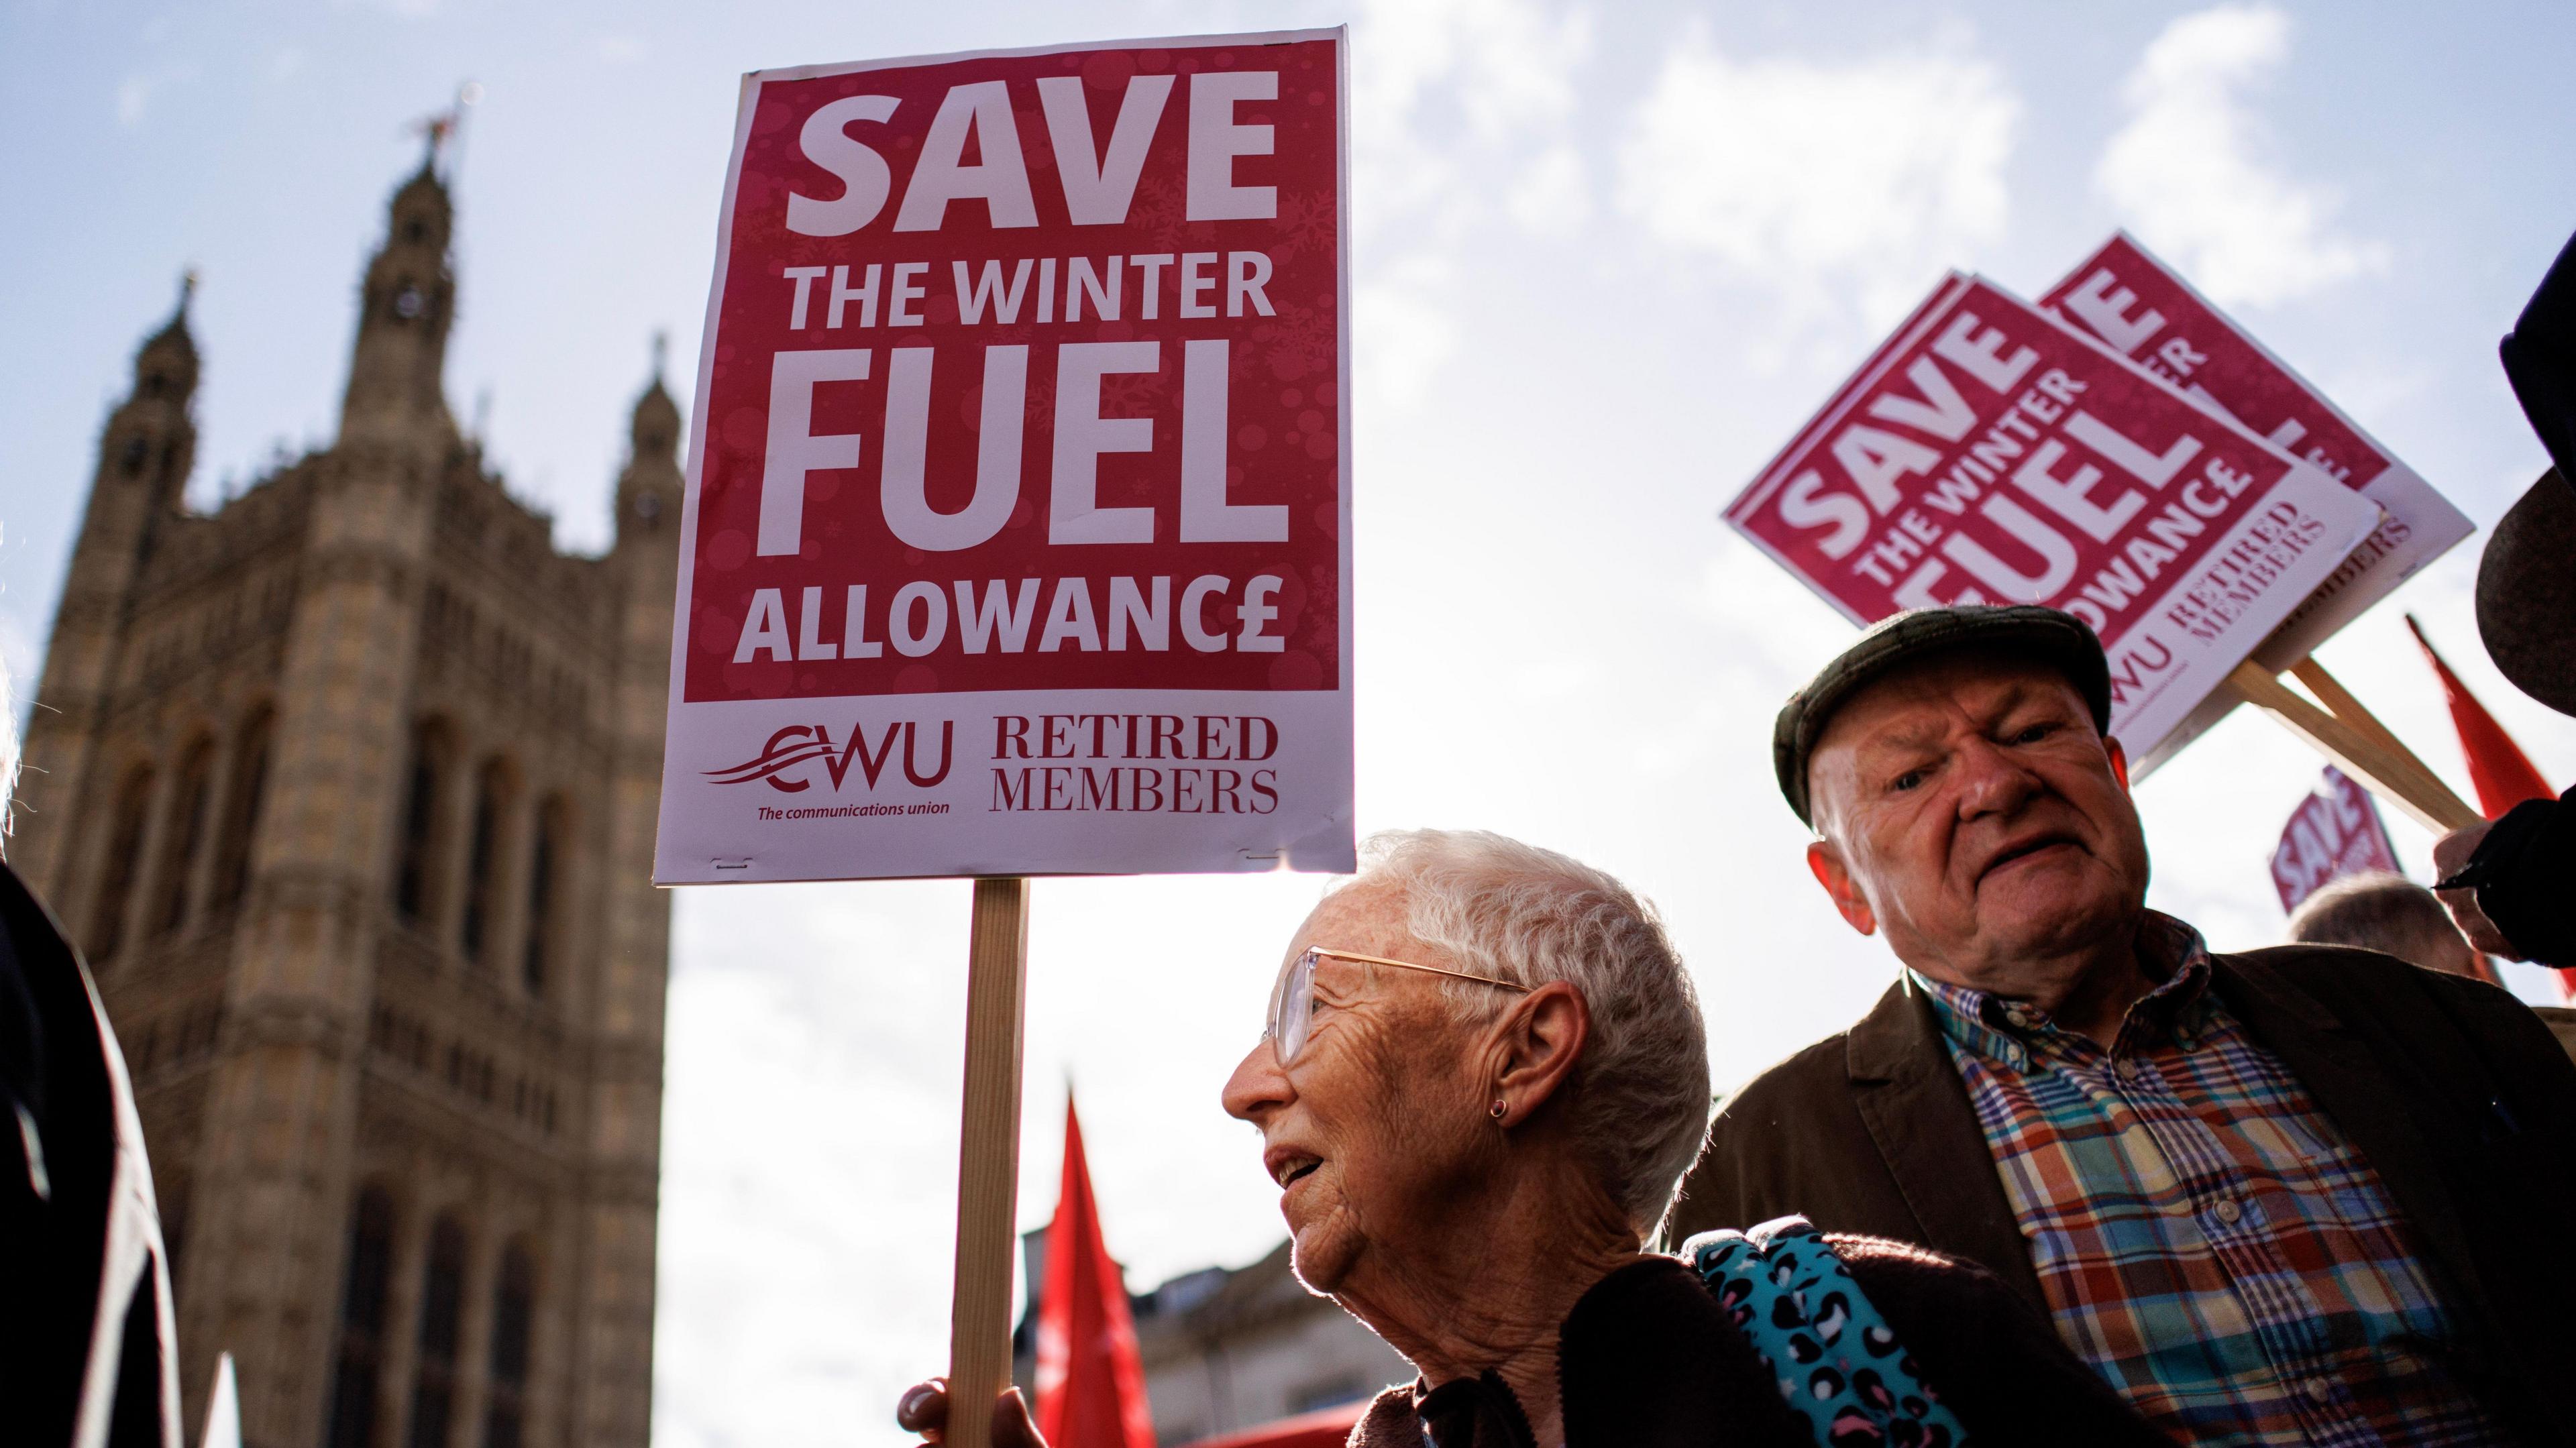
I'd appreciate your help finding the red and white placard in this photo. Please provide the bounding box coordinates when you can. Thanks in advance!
[2044,234,2471,671]
[1725,273,2382,771]
[2269,765,2403,913]
[655,30,1353,883]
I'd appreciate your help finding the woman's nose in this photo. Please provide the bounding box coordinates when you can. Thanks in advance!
[1220,1038,1292,1122]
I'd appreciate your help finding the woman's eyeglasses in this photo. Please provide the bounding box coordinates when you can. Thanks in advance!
[1263,946,1530,1064]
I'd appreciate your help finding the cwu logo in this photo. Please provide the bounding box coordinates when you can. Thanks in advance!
[705,720,954,793]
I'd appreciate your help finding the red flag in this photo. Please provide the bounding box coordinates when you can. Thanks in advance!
[1034,1098,1156,1448]
[2407,616,2557,814]
[2406,616,2569,994]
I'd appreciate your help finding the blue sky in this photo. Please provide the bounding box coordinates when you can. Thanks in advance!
[7,3,2576,1445]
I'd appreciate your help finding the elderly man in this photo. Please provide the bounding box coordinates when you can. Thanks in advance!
[1674,605,2576,1448]
[2287,872,2576,1065]
[2287,872,2495,980]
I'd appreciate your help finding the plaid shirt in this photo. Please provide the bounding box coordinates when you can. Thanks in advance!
[1914,913,2498,1447]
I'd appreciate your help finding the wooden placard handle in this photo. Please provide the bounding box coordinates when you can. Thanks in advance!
[947,877,1032,1448]
[2228,659,2483,834]
[2286,657,2412,763]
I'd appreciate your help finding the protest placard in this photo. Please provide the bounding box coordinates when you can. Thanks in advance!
[2269,765,2402,912]
[1725,272,2383,772]
[653,34,1348,1448]
[2044,234,2473,757]
[655,30,1353,886]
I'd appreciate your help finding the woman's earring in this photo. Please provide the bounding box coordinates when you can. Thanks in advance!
[1489,1099,1508,1121]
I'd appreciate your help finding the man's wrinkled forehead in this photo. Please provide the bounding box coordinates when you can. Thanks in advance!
[1809,652,2096,791]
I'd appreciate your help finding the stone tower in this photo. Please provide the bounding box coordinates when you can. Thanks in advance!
[11,152,680,1448]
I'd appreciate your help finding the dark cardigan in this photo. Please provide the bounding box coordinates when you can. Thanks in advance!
[1346,1237,2169,1447]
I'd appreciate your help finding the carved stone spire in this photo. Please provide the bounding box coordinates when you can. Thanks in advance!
[105,272,202,516]
[14,276,207,891]
[339,156,458,440]
[616,335,683,548]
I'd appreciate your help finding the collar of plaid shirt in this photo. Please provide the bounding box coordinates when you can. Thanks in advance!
[1907,909,2214,1066]
[1903,911,2501,1447]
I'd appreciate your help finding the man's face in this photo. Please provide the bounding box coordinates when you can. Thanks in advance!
[1805,652,2151,991]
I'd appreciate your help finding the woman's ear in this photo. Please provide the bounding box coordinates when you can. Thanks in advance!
[1491,981,1589,1127]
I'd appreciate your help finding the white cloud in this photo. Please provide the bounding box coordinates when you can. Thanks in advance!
[654,867,1331,1448]
[1696,534,1860,678]
[1356,264,1458,407]
[1505,142,1590,237]
[1617,30,2018,327]
[2096,4,2387,308]
[1354,0,1587,158]
[596,34,644,65]
[654,883,975,1448]
[115,75,152,128]
[1348,0,1594,404]
[114,61,201,129]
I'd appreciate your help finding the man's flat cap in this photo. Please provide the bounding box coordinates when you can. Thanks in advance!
[2484,228,2576,716]
[1774,605,2111,826]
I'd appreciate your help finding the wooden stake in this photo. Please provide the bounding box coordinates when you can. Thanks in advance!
[2281,656,2461,815]
[947,877,1032,1448]
[2227,659,2483,834]
[2288,657,2412,762]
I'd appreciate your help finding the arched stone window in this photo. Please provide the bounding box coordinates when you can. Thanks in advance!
[460,759,515,968]
[89,762,156,961]
[520,796,568,999]
[393,721,452,927]
[409,1213,468,1448]
[482,1239,536,1448]
[325,1185,397,1448]
[150,735,216,937]
[210,706,274,910]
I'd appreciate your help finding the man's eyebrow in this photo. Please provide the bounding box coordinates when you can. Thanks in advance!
[1846,677,2069,757]
[1979,681,2039,717]
[1850,716,1951,755]
[1984,680,2088,726]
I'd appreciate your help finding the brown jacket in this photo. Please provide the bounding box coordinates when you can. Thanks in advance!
[1673,942,2576,1447]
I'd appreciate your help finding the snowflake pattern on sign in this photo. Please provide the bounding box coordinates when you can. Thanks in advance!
[685,38,1345,702]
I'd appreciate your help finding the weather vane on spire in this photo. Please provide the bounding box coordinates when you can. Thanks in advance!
[411,80,484,176]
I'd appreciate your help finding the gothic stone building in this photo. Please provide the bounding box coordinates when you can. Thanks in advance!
[11,156,680,1448]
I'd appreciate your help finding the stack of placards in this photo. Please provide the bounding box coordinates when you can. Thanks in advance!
[1726,234,2473,779]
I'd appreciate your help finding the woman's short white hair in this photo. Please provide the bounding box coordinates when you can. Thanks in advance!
[1346,828,1711,1236]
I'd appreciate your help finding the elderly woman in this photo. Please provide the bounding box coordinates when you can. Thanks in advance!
[904,831,2164,1447]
